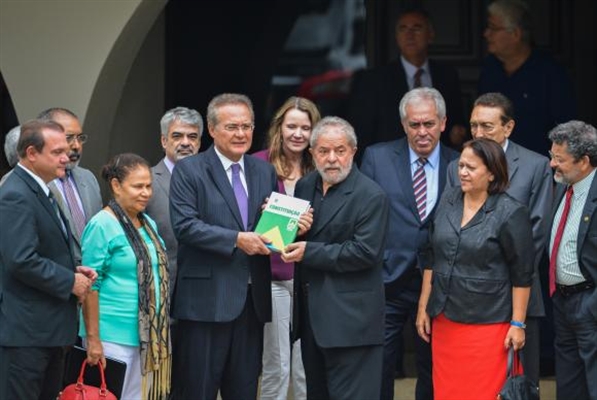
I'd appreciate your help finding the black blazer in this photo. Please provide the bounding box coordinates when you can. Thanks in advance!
[0,167,78,346]
[424,187,534,324]
[348,58,465,158]
[446,141,552,317]
[550,174,597,316]
[292,167,389,348]
[169,146,278,323]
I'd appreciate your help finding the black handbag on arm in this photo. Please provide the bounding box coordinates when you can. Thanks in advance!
[497,347,540,400]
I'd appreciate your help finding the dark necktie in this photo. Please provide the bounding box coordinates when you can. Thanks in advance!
[231,163,248,230]
[549,186,573,296]
[48,191,67,236]
[413,158,427,220]
[414,68,424,88]
[61,171,86,238]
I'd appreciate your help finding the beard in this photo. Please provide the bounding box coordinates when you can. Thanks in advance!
[316,158,353,186]
[66,151,81,170]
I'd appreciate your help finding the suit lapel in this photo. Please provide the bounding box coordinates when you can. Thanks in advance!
[245,156,264,230]
[505,142,520,182]
[205,147,245,230]
[393,140,421,220]
[310,169,356,237]
[577,173,597,258]
[153,160,171,198]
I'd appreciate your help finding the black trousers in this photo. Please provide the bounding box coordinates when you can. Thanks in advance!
[553,289,597,400]
[300,286,383,400]
[170,288,264,400]
[0,345,67,400]
[520,317,540,386]
[381,273,433,400]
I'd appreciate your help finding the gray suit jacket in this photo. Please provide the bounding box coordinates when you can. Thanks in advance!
[48,166,102,265]
[0,167,78,346]
[446,140,553,317]
[145,159,177,296]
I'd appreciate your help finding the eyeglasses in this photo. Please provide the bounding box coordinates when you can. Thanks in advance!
[470,122,497,133]
[485,25,509,33]
[65,134,88,144]
[222,123,254,133]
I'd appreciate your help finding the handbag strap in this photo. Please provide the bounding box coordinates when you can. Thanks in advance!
[76,360,109,391]
[506,347,525,378]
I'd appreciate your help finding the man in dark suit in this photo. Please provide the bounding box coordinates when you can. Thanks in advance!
[360,87,458,400]
[169,93,278,400]
[38,108,102,265]
[547,120,597,400]
[283,116,389,399]
[445,93,552,385]
[0,119,95,400]
[348,7,466,159]
[145,106,202,297]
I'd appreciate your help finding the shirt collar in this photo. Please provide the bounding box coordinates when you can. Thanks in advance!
[214,146,245,172]
[400,56,429,80]
[17,163,50,196]
[408,144,440,169]
[163,157,176,173]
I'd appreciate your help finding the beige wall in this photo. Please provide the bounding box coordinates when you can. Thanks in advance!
[0,0,167,194]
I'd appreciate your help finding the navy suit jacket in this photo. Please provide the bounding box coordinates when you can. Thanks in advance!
[169,146,277,323]
[348,58,465,157]
[292,167,389,348]
[360,138,458,285]
[446,140,552,317]
[0,167,78,346]
[550,172,597,318]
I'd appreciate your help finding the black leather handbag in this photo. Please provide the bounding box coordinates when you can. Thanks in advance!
[497,348,539,400]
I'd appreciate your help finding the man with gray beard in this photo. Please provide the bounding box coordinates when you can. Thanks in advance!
[283,116,389,399]
[40,108,103,265]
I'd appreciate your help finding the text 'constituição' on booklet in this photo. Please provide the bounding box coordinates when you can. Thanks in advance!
[254,191,310,253]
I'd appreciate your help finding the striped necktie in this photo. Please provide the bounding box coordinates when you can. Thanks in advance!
[413,158,427,220]
[61,171,86,238]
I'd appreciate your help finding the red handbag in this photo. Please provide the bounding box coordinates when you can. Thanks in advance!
[59,360,117,400]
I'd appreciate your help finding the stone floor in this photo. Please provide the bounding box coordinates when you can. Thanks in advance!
[393,376,556,400]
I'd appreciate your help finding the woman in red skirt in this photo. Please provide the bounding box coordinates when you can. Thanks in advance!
[416,138,534,400]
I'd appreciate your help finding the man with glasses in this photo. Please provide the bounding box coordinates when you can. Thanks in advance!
[478,0,576,157]
[445,92,553,386]
[38,108,102,265]
[349,7,466,158]
[169,93,281,399]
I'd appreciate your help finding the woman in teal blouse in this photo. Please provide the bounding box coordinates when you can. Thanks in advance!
[81,153,170,400]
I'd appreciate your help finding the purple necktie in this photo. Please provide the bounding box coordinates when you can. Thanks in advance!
[231,163,248,229]
[61,171,86,238]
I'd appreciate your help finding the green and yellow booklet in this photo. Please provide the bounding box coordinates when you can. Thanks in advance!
[255,191,310,252]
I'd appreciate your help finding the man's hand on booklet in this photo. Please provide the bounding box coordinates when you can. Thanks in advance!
[297,208,314,236]
[237,232,272,255]
[281,241,306,263]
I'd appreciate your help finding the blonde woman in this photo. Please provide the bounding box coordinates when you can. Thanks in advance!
[254,96,320,400]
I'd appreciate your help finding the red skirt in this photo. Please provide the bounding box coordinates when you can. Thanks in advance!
[432,313,510,400]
